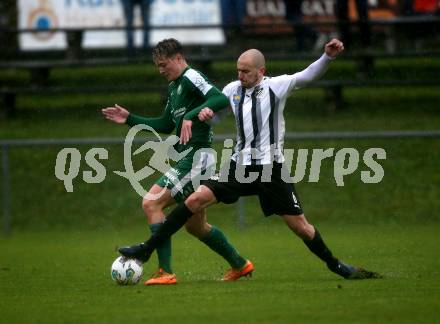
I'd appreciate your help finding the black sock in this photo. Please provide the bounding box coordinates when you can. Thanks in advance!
[303,228,338,268]
[142,203,194,260]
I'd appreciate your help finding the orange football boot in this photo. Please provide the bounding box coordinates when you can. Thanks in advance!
[144,268,177,286]
[222,260,254,281]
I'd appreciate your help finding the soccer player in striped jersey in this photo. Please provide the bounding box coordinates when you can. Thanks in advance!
[119,39,381,280]
[103,38,252,285]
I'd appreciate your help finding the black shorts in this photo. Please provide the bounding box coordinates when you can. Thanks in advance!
[202,160,303,216]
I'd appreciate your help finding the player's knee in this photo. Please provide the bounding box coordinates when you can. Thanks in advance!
[142,198,160,217]
[185,193,206,214]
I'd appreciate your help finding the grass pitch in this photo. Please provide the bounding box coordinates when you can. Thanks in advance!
[1,221,440,323]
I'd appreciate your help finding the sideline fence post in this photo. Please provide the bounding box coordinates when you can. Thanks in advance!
[2,145,11,236]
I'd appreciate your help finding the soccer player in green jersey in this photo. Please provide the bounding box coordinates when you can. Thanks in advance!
[102,39,253,285]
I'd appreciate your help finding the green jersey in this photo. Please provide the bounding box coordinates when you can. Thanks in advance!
[126,66,228,151]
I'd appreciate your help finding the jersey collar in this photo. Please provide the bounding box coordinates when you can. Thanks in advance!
[176,66,190,81]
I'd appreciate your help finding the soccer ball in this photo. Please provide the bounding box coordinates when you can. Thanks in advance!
[111,256,143,285]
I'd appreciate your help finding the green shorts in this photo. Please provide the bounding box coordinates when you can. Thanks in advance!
[155,148,216,202]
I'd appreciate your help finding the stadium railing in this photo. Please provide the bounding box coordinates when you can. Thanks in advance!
[1,17,440,117]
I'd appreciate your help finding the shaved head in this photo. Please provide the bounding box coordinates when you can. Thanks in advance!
[237,49,266,88]
[238,49,266,69]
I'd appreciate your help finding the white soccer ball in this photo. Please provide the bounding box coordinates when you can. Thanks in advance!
[111,256,143,285]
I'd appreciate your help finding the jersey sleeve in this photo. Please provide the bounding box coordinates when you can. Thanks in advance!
[182,69,229,121]
[269,53,332,97]
[222,81,237,98]
[183,68,213,95]
[125,96,175,134]
[268,74,297,98]
[291,53,332,89]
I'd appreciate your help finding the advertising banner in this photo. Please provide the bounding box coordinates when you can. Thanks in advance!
[18,0,224,50]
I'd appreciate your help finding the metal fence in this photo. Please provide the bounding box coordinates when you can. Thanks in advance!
[2,130,440,235]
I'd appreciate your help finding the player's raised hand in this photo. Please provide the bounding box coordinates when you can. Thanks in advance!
[325,39,344,59]
[198,107,214,122]
[102,104,129,124]
[180,119,193,145]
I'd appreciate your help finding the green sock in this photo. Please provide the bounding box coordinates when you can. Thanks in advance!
[149,223,172,273]
[200,226,246,269]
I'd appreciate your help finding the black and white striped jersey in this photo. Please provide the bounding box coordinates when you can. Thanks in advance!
[222,53,332,165]
[223,75,295,165]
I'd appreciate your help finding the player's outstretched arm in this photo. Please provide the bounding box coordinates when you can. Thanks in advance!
[104,102,174,134]
[102,104,129,124]
[294,39,344,89]
[325,38,344,59]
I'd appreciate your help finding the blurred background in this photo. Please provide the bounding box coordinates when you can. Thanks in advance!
[0,0,439,233]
